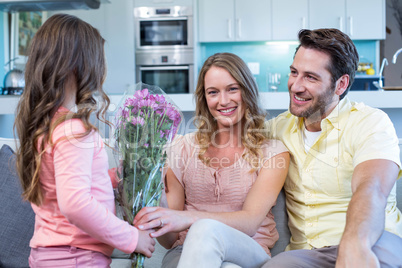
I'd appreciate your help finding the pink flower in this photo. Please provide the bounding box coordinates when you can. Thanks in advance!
[138,98,158,110]
[164,106,181,126]
[131,106,139,114]
[150,94,166,104]
[124,97,138,108]
[121,109,129,119]
[134,88,149,100]
[131,116,145,126]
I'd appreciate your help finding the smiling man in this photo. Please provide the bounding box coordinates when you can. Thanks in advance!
[264,28,402,267]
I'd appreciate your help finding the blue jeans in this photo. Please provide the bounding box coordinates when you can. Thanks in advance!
[262,231,402,268]
[163,219,270,268]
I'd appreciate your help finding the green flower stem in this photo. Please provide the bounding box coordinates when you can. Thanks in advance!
[130,252,145,268]
[114,92,181,268]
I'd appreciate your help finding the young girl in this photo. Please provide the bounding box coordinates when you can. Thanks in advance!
[134,53,290,268]
[14,14,155,267]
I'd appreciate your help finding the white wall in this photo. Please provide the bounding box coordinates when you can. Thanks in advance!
[49,0,136,95]
[383,0,402,87]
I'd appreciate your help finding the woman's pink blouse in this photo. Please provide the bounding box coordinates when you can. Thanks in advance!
[166,133,288,255]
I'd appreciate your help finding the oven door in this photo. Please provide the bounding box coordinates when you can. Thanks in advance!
[137,17,193,49]
[138,65,193,94]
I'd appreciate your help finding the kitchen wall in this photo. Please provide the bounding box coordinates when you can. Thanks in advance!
[0,0,401,140]
[0,1,137,96]
[0,12,9,139]
[199,40,378,92]
[382,0,402,87]
[0,0,387,95]
[47,1,137,96]
[0,12,5,85]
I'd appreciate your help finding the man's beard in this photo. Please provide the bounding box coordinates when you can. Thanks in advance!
[289,84,336,125]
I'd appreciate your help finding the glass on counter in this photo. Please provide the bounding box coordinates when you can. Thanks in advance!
[267,72,281,92]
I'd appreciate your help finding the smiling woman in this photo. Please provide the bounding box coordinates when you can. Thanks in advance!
[194,52,267,156]
[204,65,245,132]
[132,52,290,268]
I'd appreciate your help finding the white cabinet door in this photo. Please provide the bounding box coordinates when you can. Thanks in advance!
[198,0,235,42]
[272,0,308,40]
[346,0,385,40]
[309,0,346,31]
[235,0,272,41]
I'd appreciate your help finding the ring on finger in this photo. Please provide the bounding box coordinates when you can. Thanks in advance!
[160,219,164,227]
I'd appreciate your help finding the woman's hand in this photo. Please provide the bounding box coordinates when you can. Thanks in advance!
[134,207,194,238]
[134,229,156,258]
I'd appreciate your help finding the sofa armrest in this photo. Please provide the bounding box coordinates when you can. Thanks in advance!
[0,144,35,268]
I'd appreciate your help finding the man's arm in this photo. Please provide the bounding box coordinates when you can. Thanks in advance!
[336,159,399,268]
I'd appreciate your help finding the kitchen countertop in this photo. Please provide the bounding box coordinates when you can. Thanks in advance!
[2,90,402,114]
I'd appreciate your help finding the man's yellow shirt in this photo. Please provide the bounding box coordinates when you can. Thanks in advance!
[265,97,402,250]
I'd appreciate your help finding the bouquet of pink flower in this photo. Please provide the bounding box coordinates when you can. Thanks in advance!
[113,83,182,268]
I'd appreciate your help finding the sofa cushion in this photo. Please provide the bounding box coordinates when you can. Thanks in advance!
[0,144,35,268]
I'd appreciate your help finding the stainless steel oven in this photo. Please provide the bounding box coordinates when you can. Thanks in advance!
[134,6,193,50]
[136,50,194,94]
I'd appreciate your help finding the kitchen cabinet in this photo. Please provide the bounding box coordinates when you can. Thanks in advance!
[199,0,384,42]
[198,0,271,42]
[309,0,385,40]
[309,0,346,31]
[346,0,385,40]
[271,0,308,40]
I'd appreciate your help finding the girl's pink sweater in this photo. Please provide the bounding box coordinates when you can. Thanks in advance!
[29,108,138,256]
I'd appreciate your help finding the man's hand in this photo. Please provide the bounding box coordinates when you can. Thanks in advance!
[336,240,380,268]
[336,159,399,267]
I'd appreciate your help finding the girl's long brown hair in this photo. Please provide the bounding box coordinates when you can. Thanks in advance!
[14,14,110,206]
[194,53,267,169]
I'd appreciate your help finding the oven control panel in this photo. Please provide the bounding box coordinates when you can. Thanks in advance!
[136,50,194,66]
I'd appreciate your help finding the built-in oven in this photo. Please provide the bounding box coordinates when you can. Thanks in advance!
[136,50,194,94]
[134,6,193,50]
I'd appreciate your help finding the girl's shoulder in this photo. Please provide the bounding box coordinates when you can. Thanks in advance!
[51,110,97,146]
[53,118,87,139]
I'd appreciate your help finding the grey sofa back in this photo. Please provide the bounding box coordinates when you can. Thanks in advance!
[1,141,401,267]
[0,145,35,268]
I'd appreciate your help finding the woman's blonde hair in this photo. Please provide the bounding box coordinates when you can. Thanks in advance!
[194,53,266,169]
[14,14,110,206]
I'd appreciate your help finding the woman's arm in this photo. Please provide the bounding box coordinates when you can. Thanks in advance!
[135,152,290,238]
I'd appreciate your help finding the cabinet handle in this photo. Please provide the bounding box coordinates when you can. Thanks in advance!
[301,17,306,29]
[237,18,242,39]
[349,16,353,36]
[228,19,232,39]
[339,17,343,31]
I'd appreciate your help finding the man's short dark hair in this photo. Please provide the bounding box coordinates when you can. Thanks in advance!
[296,28,359,100]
